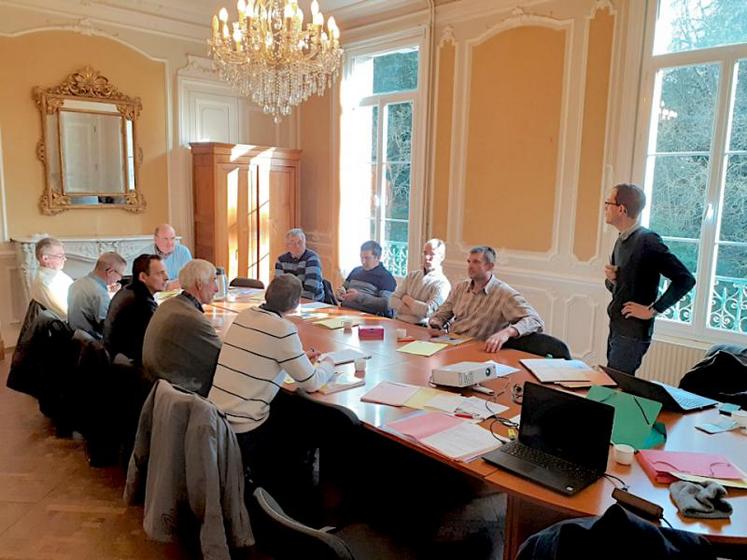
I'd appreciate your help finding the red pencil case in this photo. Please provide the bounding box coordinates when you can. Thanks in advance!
[358,325,385,339]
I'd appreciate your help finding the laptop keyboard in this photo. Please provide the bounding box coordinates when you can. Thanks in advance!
[500,441,593,478]
[666,385,716,409]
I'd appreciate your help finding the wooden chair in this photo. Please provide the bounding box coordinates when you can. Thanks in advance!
[229,277,265,289]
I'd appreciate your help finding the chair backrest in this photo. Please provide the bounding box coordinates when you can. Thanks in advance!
[253,487,355,560]
[229,277,265,289]
[322,279,339,306]
[503,332,571,360]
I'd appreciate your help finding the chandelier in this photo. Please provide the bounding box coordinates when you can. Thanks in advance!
[209,0,343,123]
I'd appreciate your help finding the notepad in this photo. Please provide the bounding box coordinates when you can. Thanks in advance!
[387,411,465,440]
[321,349,371,365]
[421,422,503,462]
[318,373,366,395]
[520,358,593,382]
[397,341,448,357]
[314,317,361,329]
[361,382,420,406]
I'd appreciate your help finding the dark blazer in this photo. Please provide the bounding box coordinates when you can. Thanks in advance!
[104,281,158,365]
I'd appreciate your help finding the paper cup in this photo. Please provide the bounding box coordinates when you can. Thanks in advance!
[343,320,353,332]
[733,410,747,429]
[613,443,635,466]
[396,328,407,339]
[354,358,367,372]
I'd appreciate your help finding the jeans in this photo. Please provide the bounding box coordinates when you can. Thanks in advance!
[607,331,651,376]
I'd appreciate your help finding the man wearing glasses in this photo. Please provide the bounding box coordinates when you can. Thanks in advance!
[30,237,74,320]
[68,252,127,339]
[604,183,695,375]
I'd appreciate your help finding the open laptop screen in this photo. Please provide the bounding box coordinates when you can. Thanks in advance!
[520,382,613,473]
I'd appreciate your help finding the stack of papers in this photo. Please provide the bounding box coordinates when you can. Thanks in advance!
[387,411,503,461]
[361,382,420,406]
[520,358,593,383]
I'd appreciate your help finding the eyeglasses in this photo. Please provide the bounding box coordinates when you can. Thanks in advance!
[107,268,124,280]
[46,253,67,261]
[604,201,621,207]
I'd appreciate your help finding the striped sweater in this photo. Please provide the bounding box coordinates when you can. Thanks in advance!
[274,249,324,301]
[389,269,451,325]
[207,305,334,433]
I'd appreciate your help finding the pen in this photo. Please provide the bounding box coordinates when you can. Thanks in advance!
[455,413,477,420]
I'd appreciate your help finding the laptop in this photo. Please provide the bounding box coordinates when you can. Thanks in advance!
[599,365,718,412]
[482,382,613,496]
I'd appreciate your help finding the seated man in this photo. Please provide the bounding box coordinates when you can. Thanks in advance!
[30,237,74,320]
[274,228,324,301]
[142,259,221,396]
[208,274,335,489]
[390,238,451,325]
[337,240,397,317]
[67,251,127,339]
[153,223,192,289]
[429,245,544,352]
[104,254,169,364]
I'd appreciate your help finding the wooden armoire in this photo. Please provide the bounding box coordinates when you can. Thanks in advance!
[190,142,300,286]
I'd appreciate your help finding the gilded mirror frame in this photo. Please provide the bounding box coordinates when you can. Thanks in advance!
[33,66,146,214]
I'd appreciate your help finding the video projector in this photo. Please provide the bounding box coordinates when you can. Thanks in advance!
[431,361,497,388]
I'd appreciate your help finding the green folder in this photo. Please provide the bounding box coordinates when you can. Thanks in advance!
[587,386,663,450]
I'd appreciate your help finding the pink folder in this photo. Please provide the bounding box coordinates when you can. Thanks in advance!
[387,411,466,440]
[638,450,743,483]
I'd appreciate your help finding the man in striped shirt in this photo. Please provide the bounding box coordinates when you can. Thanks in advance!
[390,239,451,325]
[208,274,334,491]
[429,246,544,352]
[274,228,324,301]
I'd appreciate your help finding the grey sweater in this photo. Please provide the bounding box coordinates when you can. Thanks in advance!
[142,293,221,396]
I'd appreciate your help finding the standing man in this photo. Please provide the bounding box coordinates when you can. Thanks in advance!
[104,254,169,364]
[429,246,543,353]
[30,237,74,320]
[67,252,127,339]
[390,239,451,325]
[274,228,324,301]
[337,240,397,317]
[153,223,192,289]
[604,183,695,375]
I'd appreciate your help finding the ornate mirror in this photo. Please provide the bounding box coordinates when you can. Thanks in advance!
[33,67,146,214]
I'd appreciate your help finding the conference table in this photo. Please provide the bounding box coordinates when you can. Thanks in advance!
[205,290,747,559]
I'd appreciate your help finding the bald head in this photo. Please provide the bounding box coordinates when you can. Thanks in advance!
[154,223,177,255]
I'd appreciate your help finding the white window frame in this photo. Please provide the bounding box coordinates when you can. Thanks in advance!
[339,29,428,278]
[632,0,747,347]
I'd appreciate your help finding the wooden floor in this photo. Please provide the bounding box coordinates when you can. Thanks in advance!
[0,356,190,560]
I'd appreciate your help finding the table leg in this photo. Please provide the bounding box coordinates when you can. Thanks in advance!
[503,495,577,559]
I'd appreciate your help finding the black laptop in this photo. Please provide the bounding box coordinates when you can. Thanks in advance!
[599,365,718,412]
[482,382,613,496]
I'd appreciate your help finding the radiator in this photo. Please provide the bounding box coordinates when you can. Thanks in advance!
[638,340,707,385]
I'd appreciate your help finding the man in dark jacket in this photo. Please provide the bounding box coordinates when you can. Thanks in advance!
[603,183,695,375]
[104,254,168,364]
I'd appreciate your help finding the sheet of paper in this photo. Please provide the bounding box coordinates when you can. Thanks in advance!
[483,361,519,377]
[387,411,465,440]
[403,387,454,410]
[424,394,466,413]
[314,317,361,330]
[520,358,593,382]
[456,397,509,420]
[397,341,448,357]
[361,382,420,406]
[321,349,371,365]
[300,301,334,310]
[421,422,503,462]
[671,471,747,489]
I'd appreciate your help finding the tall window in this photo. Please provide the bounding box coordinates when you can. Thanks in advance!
[636,0,747,340]
[340,46,420,277]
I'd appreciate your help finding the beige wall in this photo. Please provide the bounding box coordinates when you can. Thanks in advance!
[0,31,169,237]
[431,40,455,241]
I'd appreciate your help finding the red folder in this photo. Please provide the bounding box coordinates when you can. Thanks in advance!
[637,450,742,484]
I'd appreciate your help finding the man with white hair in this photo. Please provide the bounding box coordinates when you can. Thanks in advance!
[67,251,127,339]
[30,237,74,320]
[390,239,451,325]
[153,223,192,289]
[274,228,324,301]
[142,259,221,396]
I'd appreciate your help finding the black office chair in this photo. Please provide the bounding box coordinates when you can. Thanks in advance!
[229,277,265,289]
[322,278,339,305]
[503,332,571,359]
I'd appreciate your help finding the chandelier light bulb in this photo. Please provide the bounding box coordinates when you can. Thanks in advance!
[219,7,229,22]
[311,0,319,16]
[237,0,246,12]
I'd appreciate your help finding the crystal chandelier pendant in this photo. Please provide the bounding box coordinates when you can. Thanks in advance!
[209,0,343,123]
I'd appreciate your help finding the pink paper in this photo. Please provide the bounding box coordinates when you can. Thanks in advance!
[387,411,466,440]
[639,449,743,480]
[360,382,420,406]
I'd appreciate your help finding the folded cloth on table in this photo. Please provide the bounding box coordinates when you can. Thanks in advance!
[669,481,733,519]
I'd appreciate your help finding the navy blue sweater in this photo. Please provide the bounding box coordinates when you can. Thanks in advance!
[342,263,397,317]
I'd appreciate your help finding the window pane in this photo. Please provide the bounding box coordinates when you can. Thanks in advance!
[657,239,698,324]
[729,60,747,151]
[384,163,411,220]
[373,50,419,94]
[710,245,747,333]
[655,65,719,153]
[720,155,747,242]
[654,0,747,55]
[648,155,709,238]
[385,102,413,162]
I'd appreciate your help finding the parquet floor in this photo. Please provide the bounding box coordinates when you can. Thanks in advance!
[0,357,189,560]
